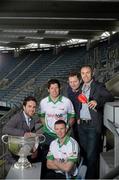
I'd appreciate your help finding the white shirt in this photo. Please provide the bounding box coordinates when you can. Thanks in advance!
[23,111,31,127]
[38,95,75,136]
[47,135,79,175]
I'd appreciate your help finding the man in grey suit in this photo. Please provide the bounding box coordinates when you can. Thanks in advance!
[3,96,40,162]
[3,96,37,136]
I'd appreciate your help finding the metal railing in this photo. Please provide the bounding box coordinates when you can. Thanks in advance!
[102,165,119,179]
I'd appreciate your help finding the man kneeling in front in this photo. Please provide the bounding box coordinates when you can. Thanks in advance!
[46,120,79,179]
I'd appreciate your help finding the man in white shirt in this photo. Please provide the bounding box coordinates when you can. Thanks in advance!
[38,79,75,145]
[38,79,75,178]
[46,120,79,179]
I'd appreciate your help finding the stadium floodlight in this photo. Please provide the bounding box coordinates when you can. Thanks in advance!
[45,30,69,35]
[3,29,38,33]
[25,36,44,40]
[0,41,9,44]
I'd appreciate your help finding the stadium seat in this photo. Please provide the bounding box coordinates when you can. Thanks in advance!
[65,157,87,180]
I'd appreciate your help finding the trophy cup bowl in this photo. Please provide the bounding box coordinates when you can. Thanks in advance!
[1,134,45,169]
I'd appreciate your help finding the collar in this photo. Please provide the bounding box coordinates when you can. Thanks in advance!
[23,111,31,122]
[57,135,70,147]
[72,87,80,93]
[48,95,63,103]
[84,79,93,87]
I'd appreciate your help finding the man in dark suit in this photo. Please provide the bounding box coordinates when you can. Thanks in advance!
[2,96,41,163]
[67,71,82,141]
[77,65,114,179]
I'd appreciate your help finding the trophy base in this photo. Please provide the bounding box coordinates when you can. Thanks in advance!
[14,157,32,169]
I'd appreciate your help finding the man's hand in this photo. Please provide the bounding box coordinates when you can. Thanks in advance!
[24,132,36,138]
[31,149,38,159]
[77,119,80,124]
[88,100,97,110]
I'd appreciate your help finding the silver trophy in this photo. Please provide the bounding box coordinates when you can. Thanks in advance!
[1,134,45,169]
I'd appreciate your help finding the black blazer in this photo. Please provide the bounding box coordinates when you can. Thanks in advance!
[2,111,35,136]
[78,80,114,133]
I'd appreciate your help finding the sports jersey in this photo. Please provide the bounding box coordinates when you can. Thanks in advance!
[47,135,79,175]
[38,95,75,137]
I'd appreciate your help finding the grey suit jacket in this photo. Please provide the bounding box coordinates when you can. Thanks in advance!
[2,111,36,136]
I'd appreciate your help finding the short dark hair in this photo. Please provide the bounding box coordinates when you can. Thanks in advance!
[80,64,94,72]
[68,71,81,80]
[47,79,61,89]
[23,96,37,106]
[54,120,66,127]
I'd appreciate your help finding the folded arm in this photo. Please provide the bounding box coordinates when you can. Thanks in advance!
[47,159,74,172]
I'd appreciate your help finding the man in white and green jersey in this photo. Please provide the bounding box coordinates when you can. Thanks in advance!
[38,79,75,144]
[46,120,79,179]
[38,79,75,179]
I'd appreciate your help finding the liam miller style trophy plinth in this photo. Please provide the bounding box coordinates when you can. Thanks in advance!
[2,134,45,169]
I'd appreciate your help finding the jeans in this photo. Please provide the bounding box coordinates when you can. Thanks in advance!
[78,124,101,179]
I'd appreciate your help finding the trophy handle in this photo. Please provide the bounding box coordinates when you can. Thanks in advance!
[1,134,8,144]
